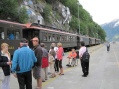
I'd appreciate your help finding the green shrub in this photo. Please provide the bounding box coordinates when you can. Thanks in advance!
[43,4,52,22]
[0,0,28,23]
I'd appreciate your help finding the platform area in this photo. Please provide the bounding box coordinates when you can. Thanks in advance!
[1,43,119,89]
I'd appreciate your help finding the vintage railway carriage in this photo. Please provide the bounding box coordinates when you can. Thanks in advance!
[95,39,101,45]
[80,36,90,46]
[0,20,24,55]
[23,23,77,50]
[90,37,96,45]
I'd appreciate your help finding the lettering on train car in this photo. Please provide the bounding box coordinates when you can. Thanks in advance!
[8,46,14,49]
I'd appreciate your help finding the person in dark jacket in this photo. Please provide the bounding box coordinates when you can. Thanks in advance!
[32,37,43,89]
[106,42,110,52]
[11,38,37,89]
[0,43,12,89]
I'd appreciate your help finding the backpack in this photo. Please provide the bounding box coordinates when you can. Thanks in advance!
[82,48,90,62]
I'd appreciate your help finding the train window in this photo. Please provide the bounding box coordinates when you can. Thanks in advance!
[69,36,71,41]
[60,35,62,41]
[67,36,69,41]
[7,29,20,40]
[44,35,47,41]
[72,36,74,41]
[15,32,20,40]
[56,35,59,41]
[64,36,67,41]
[70,36,72,41]
[43,33,47,41]
[62,36,65,41]
[52,34,55,41]
[33,30,39,37]
[48,34,52,41]
[0,27,4,39]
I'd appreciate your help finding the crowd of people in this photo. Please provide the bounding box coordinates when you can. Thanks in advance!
[0,37,90,89]
[0,37,65,89]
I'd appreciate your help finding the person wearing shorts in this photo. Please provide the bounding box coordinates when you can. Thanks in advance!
[32,37,43,89]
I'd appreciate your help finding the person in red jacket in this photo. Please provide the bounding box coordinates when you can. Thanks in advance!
[66,49,77,66]
[57,43,64,75]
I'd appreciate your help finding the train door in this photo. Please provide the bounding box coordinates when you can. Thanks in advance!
[23,29,39,48]
[77,36,80,49]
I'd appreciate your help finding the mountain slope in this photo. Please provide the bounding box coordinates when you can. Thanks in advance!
[101,19,119,41]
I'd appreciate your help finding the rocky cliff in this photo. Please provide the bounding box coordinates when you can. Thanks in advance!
[19,0,72,31]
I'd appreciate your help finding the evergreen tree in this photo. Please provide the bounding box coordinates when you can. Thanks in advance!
[0,0,28,23]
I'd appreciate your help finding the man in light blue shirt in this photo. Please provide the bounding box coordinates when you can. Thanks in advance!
[11,38,37,89]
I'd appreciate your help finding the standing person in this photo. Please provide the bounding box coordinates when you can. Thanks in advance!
[79,41,89,77]
[49,46,56,58]
[49,53,56,78]
[57,43,64,75]
[50,43,59,72]
[107,42,110,52]
[11,38,37,89]
[40,43,49,82]
[32,37,43,89]
[0,43,12,89]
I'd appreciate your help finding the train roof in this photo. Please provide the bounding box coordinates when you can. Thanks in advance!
[0,20,101,40]
[0,20,24,26]
[24,23,78,36]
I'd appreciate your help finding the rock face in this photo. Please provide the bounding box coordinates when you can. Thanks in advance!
[19,0,72,31]
[55,2,72,24]
[21,0,45,24]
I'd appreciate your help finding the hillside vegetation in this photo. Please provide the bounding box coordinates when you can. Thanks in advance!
[0,0,106,41]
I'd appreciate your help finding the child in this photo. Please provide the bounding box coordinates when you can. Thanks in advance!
[66,49,77,66]
[49,46,56,58]
[49,53,56,78]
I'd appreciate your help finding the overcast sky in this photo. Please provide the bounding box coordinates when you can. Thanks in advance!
[79,0,119,25]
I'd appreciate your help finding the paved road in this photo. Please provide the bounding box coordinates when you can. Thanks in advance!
[1,44,115,89]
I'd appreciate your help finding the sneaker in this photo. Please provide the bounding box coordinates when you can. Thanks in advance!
[42,80,46,82]
[82,75,87,77]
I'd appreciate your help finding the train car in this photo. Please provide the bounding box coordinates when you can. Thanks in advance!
[90,37,96,46]
[80,36,90,46]
[95,39,101,44]
[0,20,25,55]
[23,23,78,50]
